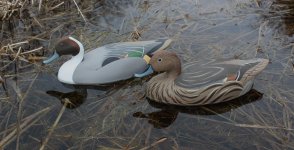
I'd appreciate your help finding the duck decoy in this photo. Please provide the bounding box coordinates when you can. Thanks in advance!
[135,51,269,106]
[43,36,172,85]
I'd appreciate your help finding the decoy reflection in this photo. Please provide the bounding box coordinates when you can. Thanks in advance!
[46,83,126,109]
[133,89,263,129]
[46,89,87,109]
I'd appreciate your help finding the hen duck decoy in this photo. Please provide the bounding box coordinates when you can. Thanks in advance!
[43,36,172,85]
[135,51,269,106]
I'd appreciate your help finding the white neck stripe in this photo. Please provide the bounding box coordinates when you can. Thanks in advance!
[57,37,84,84]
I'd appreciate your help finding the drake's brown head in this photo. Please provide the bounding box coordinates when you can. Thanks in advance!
[55,37,80,56]
[150,51,181,77]
[43,36,82,64]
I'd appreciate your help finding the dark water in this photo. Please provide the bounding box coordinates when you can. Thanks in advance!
[1,0,294,149]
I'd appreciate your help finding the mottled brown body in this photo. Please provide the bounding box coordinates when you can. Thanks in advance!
[146,51,269,106]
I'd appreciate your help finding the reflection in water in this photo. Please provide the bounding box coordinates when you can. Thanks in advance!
[133,89,263,129]
[133,110,178,129]
[46,82,128,109]
[47,89,87,109]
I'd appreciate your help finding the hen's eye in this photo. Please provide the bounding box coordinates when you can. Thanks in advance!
[158,58,162,62]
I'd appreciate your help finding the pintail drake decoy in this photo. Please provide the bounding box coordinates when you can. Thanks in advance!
[43,36,172,85]
[135,51,269,106]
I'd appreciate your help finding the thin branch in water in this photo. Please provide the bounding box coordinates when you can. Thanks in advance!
[49,2,64,11]
[139,137,167,150]
[21,47,43,55]
[38,0,42,11]
[39,99,68,150]
[15,73,40,150]
[72,0,87,23]
[0,107,51,149]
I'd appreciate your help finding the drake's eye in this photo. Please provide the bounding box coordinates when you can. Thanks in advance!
[158,58,162,62]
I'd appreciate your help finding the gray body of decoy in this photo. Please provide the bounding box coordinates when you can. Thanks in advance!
[43,37,172,85]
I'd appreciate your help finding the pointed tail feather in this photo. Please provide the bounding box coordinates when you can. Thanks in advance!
[240,58,269,83]
[156,38,172,51]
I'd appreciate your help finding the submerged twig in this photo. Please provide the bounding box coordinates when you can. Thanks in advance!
[38,0,42,11]
[15,73,40,150]
[49,2,64,11]
[139,137,167,150]
[39,99,68,150]
[255,0,260,7]
[72,0,87,23]
[20,47,43,55]
[0,107,50,149]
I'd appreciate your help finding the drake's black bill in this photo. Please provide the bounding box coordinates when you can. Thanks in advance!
[43,51,60,64]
